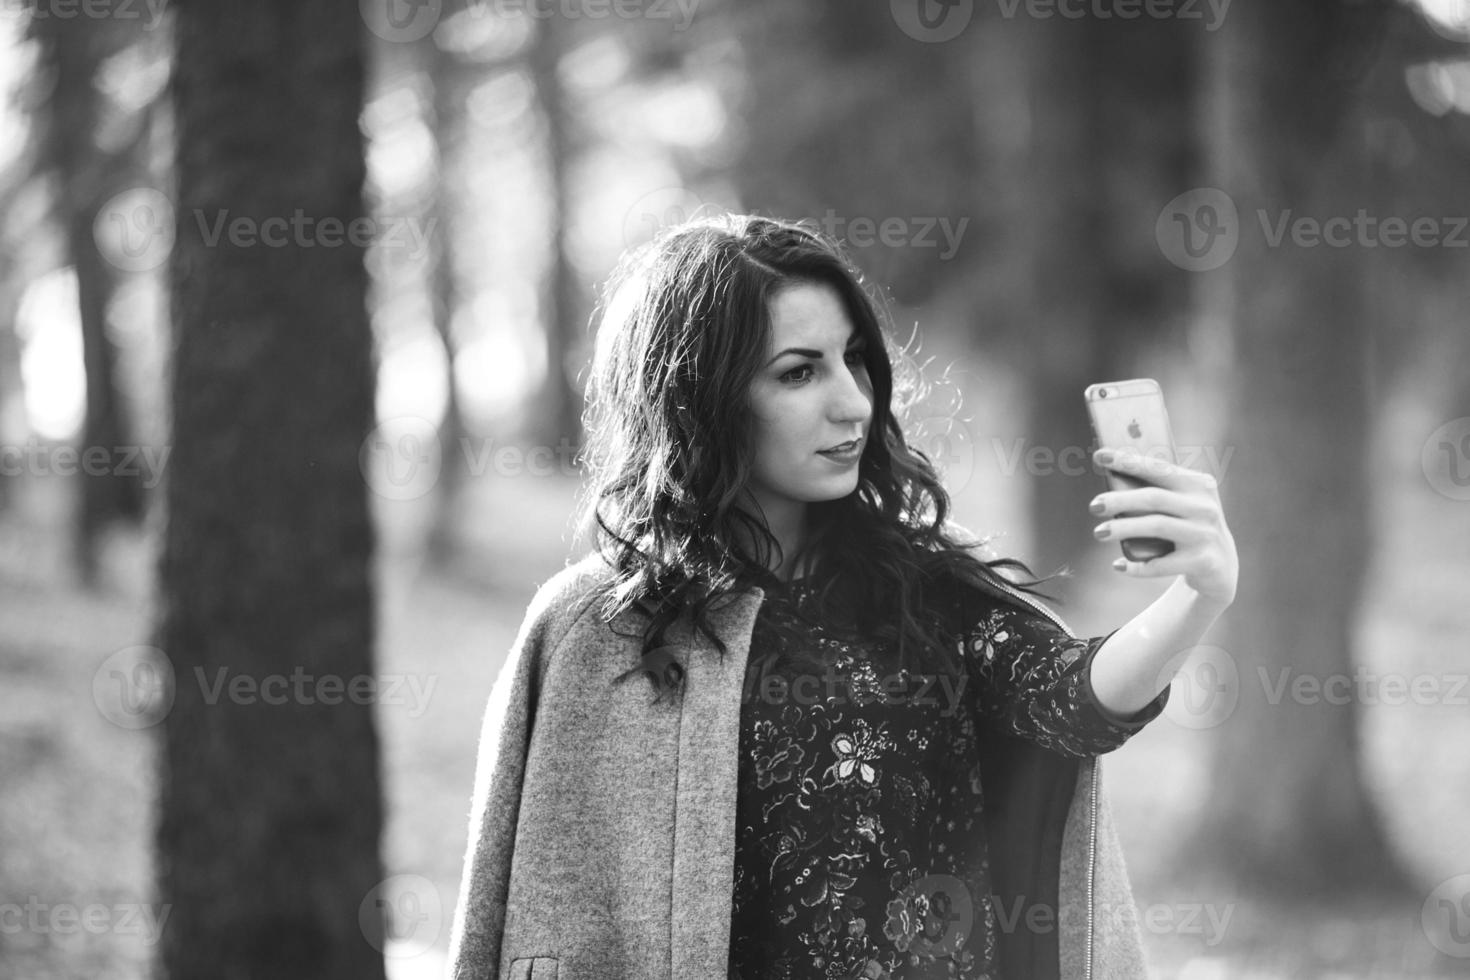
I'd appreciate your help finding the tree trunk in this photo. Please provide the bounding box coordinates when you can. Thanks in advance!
[1176,0,1418,904]
[0,262,25,512]
[423,42,471,569]
[155,3,388,977]
[69,204,145,582]
[528,13,585,451]
[730,0,979,308]
[31,12,146,586]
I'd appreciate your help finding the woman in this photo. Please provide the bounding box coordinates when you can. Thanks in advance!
[446,213,1237,980]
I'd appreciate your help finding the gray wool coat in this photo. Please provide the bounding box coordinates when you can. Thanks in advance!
[446,536,1161,980]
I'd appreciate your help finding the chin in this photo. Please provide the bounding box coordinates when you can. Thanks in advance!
[805,476,862,502]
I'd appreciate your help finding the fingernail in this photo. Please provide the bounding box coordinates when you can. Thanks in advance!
[1089,498,1105,515]
[1096,449,1114,464]
[1112,558,1126,571]
[1093,524,1109,540]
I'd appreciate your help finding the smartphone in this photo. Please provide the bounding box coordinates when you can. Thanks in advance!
[1084,378,1177,562]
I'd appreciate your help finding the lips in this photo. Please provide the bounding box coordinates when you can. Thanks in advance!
[819,437,863,454]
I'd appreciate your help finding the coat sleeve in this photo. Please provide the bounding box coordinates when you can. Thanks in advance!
[444,568,588,980]
[961,604,1171,758]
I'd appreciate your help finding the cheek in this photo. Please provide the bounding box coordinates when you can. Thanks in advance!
[750,418,802,468]
[748,392,819,464]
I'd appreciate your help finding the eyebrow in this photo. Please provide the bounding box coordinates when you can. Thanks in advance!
[767,330,865,367]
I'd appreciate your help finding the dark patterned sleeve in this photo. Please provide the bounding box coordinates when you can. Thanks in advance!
[959,604,1171,758]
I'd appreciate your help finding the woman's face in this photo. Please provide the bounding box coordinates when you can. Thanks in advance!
[743,281,874,534]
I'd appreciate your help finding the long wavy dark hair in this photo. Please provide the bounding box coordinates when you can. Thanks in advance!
[573,211,1066,701]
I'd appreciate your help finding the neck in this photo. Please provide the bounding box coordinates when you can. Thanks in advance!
[735,494,809,582]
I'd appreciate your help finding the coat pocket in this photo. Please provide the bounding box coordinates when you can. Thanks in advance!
[507,956,558,980]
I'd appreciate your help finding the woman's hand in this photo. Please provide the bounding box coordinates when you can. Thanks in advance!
[1089,447,1238,608]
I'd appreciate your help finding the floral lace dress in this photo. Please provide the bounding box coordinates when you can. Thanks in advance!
[726,577,1171,980]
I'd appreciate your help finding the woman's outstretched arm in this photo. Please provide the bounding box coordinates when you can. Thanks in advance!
[1086,445,1238,718]
[963,607,1171,757]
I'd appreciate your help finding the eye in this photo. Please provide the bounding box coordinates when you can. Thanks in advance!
[778,348,867,385]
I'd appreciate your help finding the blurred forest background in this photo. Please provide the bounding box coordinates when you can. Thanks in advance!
[2,0,1469,977]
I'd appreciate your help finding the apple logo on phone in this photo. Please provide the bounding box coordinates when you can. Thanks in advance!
[1127,419,1142,439]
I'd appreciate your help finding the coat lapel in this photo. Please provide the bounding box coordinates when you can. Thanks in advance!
[669,587,763,979]
[1063,756,1153,980]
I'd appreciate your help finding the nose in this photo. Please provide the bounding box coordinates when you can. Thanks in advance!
[832,363,873,432]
